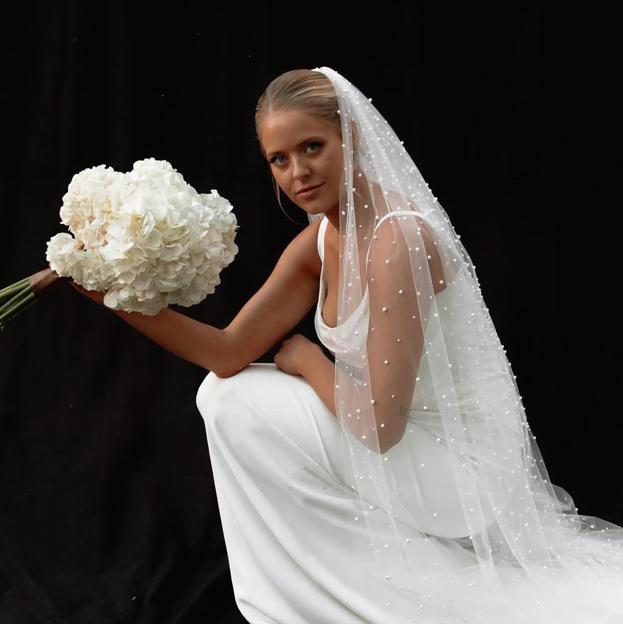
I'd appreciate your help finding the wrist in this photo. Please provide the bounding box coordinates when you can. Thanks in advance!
[299,343,325,378]
[298,343,337,417]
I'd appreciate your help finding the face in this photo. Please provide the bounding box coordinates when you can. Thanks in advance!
[260,108,343,217]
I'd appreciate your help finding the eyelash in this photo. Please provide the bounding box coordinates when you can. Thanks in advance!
[269,141,322,165]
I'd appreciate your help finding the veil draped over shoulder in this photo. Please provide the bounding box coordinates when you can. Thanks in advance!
[305,66,623,622]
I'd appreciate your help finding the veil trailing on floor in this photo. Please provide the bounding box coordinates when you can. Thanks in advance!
[305,66,623,621]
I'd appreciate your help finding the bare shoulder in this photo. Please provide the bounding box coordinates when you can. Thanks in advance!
[372,211,447,295]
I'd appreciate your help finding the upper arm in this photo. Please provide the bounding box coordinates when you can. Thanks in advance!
[220,220,322,377]
[366,214,443,453]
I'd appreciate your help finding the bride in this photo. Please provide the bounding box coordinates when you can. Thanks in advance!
[73,67,623,623]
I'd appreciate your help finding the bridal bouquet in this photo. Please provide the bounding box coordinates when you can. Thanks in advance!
[0,158,239,330]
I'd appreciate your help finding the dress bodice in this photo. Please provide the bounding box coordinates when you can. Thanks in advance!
[314,212,428,364]
[312,211,521,491]
[313,216,369,359]
[312,212,507,426]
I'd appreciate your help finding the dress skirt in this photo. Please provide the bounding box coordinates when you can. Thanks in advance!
[195,363,483,624]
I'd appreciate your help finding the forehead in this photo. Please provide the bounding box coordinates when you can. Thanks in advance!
[261,109,335,155]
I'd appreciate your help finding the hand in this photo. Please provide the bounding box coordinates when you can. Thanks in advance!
[274,334,321,377]
[68,280,106,306]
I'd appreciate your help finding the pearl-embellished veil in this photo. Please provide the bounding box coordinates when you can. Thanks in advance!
[305,66,623,621]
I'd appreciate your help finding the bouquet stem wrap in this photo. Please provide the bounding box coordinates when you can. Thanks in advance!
[0,268,62,331]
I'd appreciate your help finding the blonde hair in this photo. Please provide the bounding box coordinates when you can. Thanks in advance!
[255,69,341,158]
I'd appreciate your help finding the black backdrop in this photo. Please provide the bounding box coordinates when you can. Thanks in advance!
[0,3,617,623]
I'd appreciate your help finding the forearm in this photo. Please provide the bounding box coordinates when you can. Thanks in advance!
[300,347,336,417]
[111,306,231,374]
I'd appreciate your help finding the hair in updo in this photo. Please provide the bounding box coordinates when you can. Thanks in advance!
[255,69,341,158]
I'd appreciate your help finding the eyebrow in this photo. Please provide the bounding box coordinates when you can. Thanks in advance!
[265,136,323,159]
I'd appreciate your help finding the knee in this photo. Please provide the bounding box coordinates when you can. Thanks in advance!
[196,370,234,427]
[196,368,255,432]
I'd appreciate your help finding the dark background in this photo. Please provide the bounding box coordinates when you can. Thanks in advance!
[0,2,616,623]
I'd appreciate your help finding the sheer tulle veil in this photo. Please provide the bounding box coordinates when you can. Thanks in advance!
[303,66,623,622]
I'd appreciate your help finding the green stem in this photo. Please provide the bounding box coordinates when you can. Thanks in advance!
[0,283,34,322]
[0,298,37,330]
[0,277,31,301]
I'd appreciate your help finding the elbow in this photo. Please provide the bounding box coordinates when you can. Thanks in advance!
[201,360,234,378]
[362,435,403,455]
[212,357,251,378]
[209,368,233,379]
[377,429,407,454]
[211,363,244,378]
[373,412,409,454]
[208,329,245,378]
[349,418,407,454]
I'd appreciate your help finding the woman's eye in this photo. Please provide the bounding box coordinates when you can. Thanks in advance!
[270,142,322,165]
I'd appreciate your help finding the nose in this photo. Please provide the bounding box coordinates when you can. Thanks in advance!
[291,155,312,180]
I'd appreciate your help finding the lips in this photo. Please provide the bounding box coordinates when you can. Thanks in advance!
[296,183,323,194]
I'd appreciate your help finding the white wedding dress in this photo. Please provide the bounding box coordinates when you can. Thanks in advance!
[195,215,623,624]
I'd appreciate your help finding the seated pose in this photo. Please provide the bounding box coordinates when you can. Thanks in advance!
[77,66,623,624]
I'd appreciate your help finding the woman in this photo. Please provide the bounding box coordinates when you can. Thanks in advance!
[75,68,623,623]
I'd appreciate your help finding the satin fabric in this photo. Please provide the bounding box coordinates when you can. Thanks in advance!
[194,219,486,623]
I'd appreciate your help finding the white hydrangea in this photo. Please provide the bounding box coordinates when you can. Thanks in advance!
[46,158,239,315]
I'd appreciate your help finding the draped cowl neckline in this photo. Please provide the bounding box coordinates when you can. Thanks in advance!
[315,216,369,332]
